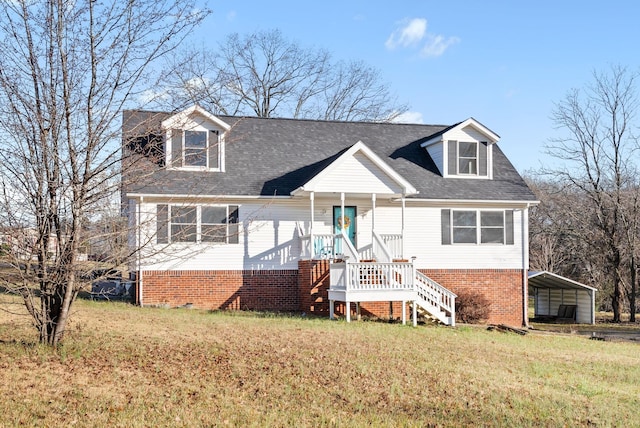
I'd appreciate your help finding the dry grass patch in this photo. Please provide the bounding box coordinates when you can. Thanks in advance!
[1,296,640,427]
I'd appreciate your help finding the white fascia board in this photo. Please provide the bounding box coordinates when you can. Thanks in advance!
[419,135,443,148]
[161,105,231,131]
[126,193,292,201]
[298,140,418,195]
[420,118,500,148]
[459,118,500,142]
[390,198,539,208]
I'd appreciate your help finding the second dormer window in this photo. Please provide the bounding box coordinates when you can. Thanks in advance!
[458,141,477,175]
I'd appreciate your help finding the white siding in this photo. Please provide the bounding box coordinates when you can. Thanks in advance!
[312,153,403,194]
[135,198,527,272]
[426,142,444,175]
[402,206,525,269]
[446,126,487,143]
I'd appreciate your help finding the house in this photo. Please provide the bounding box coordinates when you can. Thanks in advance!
[122,105,537,326]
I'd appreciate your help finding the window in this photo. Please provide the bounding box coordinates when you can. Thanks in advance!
[156,204,239,244]
[458,142,477,174]
[171,128,220,169]
[441,209,514,245]
[447,140,489,177]
[184,130,207,167]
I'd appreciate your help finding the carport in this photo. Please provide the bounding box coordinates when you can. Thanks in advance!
[528,271,597,324]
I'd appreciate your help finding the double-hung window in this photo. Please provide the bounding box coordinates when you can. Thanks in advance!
[447,140,489,177]
[171,129,220,169]
[442,209,514,245]
[458,142,477,175]
[156,204,239,244]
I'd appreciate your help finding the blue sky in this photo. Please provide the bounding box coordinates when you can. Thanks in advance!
[190,1,640,173]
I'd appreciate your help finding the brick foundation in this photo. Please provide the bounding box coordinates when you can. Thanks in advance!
[141,269,299,311]
[137,265,525,326]
[420,269,525,326]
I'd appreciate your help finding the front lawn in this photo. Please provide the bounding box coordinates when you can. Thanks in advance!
[1,297,639,427]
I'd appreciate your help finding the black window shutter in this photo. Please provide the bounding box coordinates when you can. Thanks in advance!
[227,205,239,244]
[441,209,451,245]
[505,210,514,245]
[479,142,488,176]
[171,130,183,167]
[157,204,169,244]
[447,141,457,175]
[209,130,219,169]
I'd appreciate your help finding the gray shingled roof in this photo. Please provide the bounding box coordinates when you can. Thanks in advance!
[122,110,536,202]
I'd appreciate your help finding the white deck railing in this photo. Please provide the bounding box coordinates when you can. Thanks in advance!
[334,262,414,291]
[414,271,456,325]
[329,259,456,326]
[300,231,403,261]
[380,234,403,259]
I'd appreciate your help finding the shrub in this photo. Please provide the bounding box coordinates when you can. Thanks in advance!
[455,290,490,324]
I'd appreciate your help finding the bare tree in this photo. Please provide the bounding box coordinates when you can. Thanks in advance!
[546,65,639,322]
[0,0,206,345]
[161,29,408,122]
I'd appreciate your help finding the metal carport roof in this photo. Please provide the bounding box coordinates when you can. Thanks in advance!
[528,271,597,292]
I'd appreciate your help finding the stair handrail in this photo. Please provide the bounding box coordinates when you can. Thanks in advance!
[339,229,359,262]
[372,231,393,263]
[414,270,457,320]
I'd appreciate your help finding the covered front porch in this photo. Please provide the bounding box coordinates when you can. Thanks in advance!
[290,140,456,326]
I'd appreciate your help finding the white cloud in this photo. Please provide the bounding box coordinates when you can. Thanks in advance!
[385,18,426,50]
[386,18,459,58]
[391,111,424,124]
[420,34,460,58]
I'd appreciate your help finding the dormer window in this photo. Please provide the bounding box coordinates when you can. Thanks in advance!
[447,140,488,178]
[458,141,477,175]
[420,118,498,179]
[170,128,221,170]
[161,105,230,172]
[184,130,207,167]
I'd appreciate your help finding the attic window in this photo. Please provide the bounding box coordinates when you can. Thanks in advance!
[447,140,489,177]
[171,128,221,170]
[458,142,477,175]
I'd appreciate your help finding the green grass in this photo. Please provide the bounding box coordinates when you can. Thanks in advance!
[1,296,640,427]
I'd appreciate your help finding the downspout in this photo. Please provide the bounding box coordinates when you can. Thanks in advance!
[371,193,376,241]
[310,192,315,259]
[401,195,406,259]
[521,205,530,327]
[138,196,144,307]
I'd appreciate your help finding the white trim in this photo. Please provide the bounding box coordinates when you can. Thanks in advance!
[126,193,292,200]
[420,118,500,149]
[161,105,231,131]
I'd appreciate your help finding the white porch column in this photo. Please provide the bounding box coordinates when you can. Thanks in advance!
[401,195,406,259]
[340,192,345,227]
[310,192,315,258]
[371,193,376,237]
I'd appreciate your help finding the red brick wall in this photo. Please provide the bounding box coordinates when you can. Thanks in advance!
[141,269,299,311]
[420,269,525,326]
[137,266,525,326]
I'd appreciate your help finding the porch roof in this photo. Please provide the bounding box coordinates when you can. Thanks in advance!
[290,141,418,197]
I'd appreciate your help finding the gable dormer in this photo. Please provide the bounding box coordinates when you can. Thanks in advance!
[161,105,230,172]
[420,118,500,179]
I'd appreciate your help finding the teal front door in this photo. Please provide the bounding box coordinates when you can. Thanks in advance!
[334,206,357,251]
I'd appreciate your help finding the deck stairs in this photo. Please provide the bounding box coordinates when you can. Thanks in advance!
[331,231,456,326]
